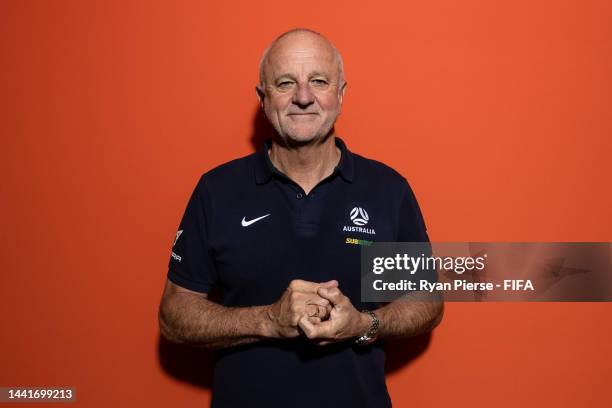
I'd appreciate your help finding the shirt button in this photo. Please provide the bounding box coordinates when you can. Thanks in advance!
[296,193,303,199]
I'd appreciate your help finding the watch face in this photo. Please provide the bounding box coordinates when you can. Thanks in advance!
[355,335,375,346]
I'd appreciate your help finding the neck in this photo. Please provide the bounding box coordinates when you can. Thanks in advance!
[269,135,341,195]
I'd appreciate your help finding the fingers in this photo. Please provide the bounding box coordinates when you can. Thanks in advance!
[306,296,331,307]
[274,280,341,338]
[288,279,339,293]
[292,297,329,325]
[319,280,339,288]
[317,305,328,318]
[298,315,333,340]
[291,292,328,310]
[304,304,330,319]
[317,287,346,307]
[304,304,317,317]
[289,279,323,293]
[287,280,337,315]
[298,315,318,339]
[283,280,341,334]
[307,316,321,325]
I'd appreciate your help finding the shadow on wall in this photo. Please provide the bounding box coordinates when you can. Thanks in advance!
[250,106,273,150]
[385,333,432,374]
[157,106,432,389]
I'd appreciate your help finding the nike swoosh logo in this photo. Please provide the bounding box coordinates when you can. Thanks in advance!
[241,214,271,227]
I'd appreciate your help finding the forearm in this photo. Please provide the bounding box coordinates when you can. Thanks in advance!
[375,291,444,339]
[159,292,275,349]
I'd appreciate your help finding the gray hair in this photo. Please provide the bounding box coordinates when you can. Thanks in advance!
[258,28,345,89]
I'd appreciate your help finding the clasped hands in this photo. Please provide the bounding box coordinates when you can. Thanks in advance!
[266,279,371,346]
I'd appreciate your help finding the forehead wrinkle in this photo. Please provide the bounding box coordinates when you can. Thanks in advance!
[259,30,344,87]
[266,48,337,83]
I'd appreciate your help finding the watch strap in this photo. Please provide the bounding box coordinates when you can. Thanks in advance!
[354,309,379,346]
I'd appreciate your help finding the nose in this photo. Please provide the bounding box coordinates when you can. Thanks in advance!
[292,82,315,108]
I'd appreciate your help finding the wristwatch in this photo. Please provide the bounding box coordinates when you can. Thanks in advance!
[354,310,379,346]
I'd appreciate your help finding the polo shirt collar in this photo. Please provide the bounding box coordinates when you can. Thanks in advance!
[254,137,354,184]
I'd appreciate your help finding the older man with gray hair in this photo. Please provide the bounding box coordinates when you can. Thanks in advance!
[159,28,443,407]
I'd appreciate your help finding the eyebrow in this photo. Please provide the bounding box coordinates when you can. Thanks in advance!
[273,71,329,82]
[308,71,329,78]
[274,74,295,82]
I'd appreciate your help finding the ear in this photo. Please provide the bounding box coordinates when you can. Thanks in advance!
[339,82,347,104]
[255,85,265,108]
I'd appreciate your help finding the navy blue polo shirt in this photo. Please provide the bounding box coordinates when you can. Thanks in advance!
[168,137,429,408]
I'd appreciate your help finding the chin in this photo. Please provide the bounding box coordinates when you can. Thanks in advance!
[288,132,333,146]
[277,127,317,144]
[289,131,318,141]
[281,125,334,146]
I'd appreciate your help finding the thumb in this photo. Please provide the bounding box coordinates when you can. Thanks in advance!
[319,280,338,288]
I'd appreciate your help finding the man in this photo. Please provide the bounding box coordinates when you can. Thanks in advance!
[159,28,443,407]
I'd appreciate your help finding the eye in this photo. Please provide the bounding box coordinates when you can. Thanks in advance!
[311,79,328,87]
[277,81,294,90]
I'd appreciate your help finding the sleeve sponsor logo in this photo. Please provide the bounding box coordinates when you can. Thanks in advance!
[173,230,184,247]
[171,230,184,262]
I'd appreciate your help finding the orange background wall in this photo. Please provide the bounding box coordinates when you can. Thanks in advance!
[1,1,611,407]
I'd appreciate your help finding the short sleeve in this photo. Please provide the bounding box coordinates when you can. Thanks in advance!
[397,179,430,242]
[167,177,217,293]
[397,179,438,286]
